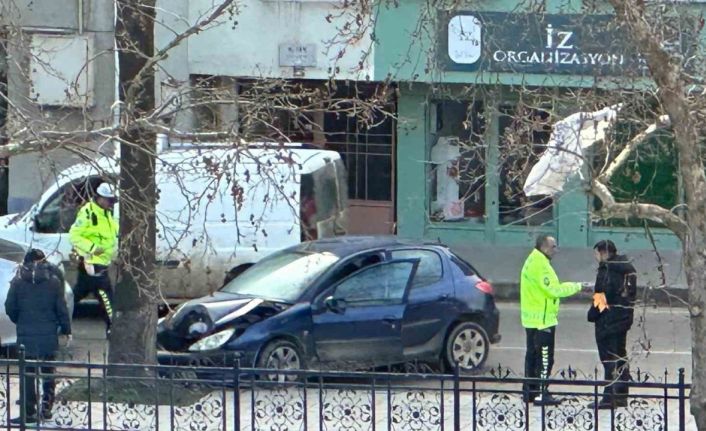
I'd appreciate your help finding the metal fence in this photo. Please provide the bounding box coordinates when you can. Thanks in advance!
[0,351,691,431]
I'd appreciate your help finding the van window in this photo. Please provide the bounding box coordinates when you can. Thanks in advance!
[314,163,339,221]
[300,159,348,241]
[35,176,105,233]
[334,158,348,213]
[300,173,317,241]
[0,239,26,263]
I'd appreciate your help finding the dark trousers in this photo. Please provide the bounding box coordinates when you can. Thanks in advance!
[596,330,631,401]
[73,263,113,330]
[23,355,55,417]
[523,326,556,400]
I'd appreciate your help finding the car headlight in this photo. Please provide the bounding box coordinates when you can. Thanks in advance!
[188,328,236,352]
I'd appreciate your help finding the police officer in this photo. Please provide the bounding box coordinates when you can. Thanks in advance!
[520,235,583,406]
[5,249,72,424]
[588,240,636,409]
[69,182,118,336]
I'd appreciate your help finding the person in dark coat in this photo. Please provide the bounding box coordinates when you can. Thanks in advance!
[5,249,72,424]
[588,240,637,409]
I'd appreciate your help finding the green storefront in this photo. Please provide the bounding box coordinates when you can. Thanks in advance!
[373,0,696,289]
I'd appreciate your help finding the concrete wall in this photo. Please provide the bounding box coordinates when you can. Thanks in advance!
[2,0,116,213]
[183,0,374,81]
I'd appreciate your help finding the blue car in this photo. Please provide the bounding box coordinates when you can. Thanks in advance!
[157,236,501,375]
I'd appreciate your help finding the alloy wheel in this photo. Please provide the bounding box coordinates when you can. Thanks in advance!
[451,327,487,370]
[265,345,301,382]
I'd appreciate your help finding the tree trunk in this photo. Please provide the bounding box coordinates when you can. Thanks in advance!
[685,236,706,428]
[108,0,158,369]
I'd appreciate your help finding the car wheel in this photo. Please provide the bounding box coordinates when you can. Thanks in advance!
[445,321,489,372]
[257,339,304,382]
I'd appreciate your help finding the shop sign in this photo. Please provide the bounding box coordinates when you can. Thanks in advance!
[442,12,690,76]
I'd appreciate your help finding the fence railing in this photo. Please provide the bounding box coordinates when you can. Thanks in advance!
[0,350,692,431]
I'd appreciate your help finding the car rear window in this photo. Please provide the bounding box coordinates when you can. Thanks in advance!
[450,254,478,277]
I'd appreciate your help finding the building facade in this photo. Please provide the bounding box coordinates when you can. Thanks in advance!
[155,0,397,235]
[1,0,117,213]
[373,0,702,289]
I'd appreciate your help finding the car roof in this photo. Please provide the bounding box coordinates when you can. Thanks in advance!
[291,236,444,257]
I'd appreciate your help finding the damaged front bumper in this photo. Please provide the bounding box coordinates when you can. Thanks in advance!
[157,349,255,369]
[156,349,261,383]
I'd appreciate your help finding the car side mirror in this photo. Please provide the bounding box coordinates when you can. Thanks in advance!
[324,296,346,314]
[31,215,40,232]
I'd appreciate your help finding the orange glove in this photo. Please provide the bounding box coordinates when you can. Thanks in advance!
[593,292,609,312]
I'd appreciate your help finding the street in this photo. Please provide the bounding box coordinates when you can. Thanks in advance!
[68,301,692,380]
[490,301,691,380]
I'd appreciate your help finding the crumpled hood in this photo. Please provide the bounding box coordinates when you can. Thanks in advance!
[159,292,288,351]
[170,293,264,328]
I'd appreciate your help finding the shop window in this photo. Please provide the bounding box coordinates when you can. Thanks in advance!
[429,101,486,222]
[497,104,554,226]
[592,125,679,228]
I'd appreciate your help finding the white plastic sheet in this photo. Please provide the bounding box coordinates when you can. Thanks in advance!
[523,104,622,197]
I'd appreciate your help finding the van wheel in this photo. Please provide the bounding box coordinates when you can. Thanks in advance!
[444,322,489,372]
[257,339,304,382]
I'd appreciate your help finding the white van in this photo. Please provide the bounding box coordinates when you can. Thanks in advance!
[0,142,348,301]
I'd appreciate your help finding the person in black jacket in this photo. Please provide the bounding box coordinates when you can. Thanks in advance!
[588,240,637,409]
[5,249,72,425]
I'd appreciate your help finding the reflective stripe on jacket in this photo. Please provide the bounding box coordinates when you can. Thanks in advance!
[69,201,118,266]
[520,249,581,329]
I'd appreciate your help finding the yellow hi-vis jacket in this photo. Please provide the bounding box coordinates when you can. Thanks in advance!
[520,249,581,330]
[69,201,118,266]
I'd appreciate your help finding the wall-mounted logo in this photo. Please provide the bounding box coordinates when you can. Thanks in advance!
[447,15,482,65]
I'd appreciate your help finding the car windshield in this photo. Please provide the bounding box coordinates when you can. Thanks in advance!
[221,250,340,302]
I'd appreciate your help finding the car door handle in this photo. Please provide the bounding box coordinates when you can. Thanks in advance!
[382,316,397,325]
[438,293,449,300]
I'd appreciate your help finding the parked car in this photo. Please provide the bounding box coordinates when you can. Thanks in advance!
[0,238,74,347]
[157,236,501,375]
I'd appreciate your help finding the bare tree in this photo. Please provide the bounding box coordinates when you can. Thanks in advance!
[598,1,706,427]
[0,0,395,373]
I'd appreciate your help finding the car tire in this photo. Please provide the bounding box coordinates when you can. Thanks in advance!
[444,321,490,372]
[257,339,305,382]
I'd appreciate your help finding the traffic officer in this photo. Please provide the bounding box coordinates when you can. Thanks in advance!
[520,235,583,406]
[69,182,118,336]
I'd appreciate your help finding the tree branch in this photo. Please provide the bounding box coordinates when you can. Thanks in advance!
[591,180,687,240]
[124,0,237,106]
[597,115,671,184]
[608,0,706,216]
